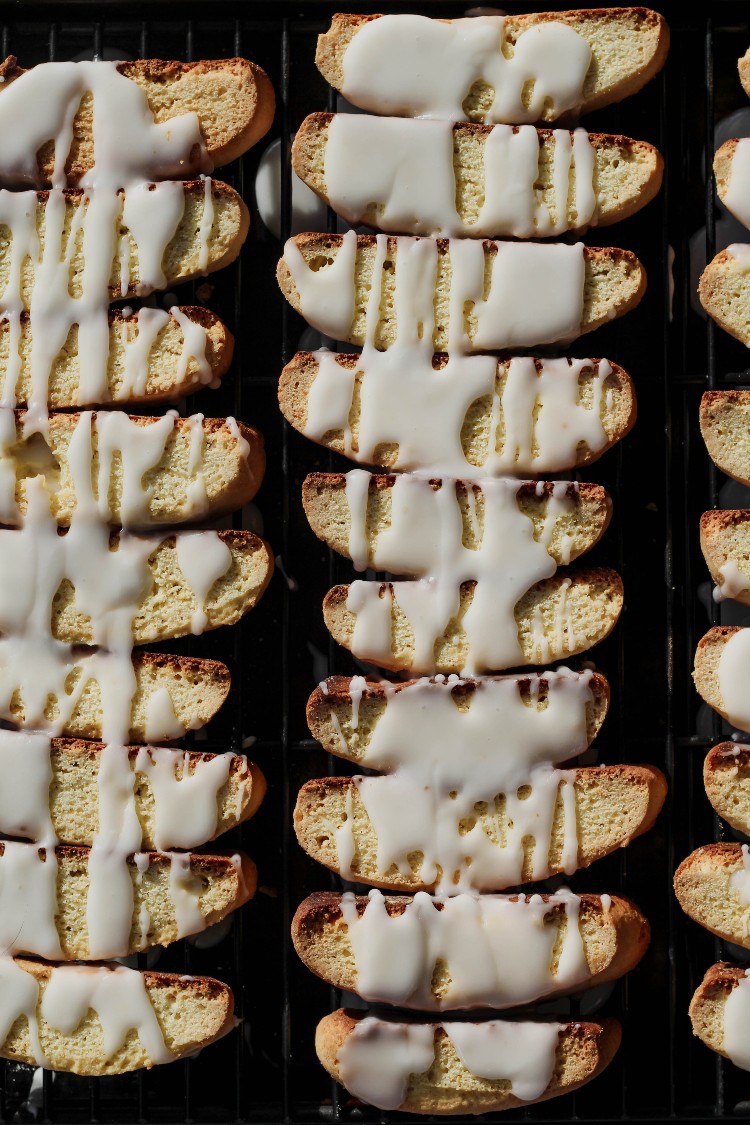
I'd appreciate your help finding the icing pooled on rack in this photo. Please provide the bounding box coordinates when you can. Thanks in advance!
[323,116,597,237]
[303,352,613,476]
[336,1015,561,1110]
[342,471,576,673]
[339,15,591,124]
[339,887,588,1009]
[284,232,586,350]
[0,957,173,1067]
[723,970,750,1071]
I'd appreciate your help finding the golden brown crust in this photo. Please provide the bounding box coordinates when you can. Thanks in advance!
[699,249,750,345]
[293,765,666,892]
[291,890,650,1008]
[704,742,750,834]
[316,10,669,120]
[693,626,747,726]
[690,961,745,1060]
[315,1009,622,1114]
[674,844,750,947]
[700,391,750,487]
[0,56,274,184]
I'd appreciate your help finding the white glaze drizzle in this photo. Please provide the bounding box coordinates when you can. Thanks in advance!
[284,232,585,350]
[304,351,612,476]
[0,957,173,1067]
[339,15,592,124]
[340,887,588,1009]
[342,471,576,674]
[324,116,597,237]
[336,1015,561,1110]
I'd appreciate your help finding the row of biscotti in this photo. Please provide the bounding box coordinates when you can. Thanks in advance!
[679,38,750,1080]
[0,55,275,1077]
[278,7,668,1117]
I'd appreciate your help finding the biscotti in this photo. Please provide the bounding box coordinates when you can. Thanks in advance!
[293,114,663,238]
[316,1009,621,1114]
[294,765,666,892]
[690,962,750,1073]
[316,10,668,122]
[0,56,275,185]
[704,743,750,834]
[699,509,750,603]
[693,626,750,732]
[307,670,609,765]
[700,391,750,486]
[323,568,623,675]
[0,843,255,959]
[278,233,645,350]
[3,412,262,526]
[31,528,272,646]
[699,247,750,346]
[0,307,233,409]
[0,650,231,742]
[0,956,235,1074]
[0,729,264,849]
[674,844,750,947]
[279,352,637,476]
[293,889,649,1011]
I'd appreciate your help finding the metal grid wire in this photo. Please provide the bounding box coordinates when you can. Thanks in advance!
[0,1,747,1122]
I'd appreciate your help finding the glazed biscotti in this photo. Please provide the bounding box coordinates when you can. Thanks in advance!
[0,56,275,185]
[279,352,637,476]
[0,307,233,408]
[699,247,750,346]
[0,730,265,849]
[0,957,235,1074]
[293,114,663,237]
[700,509,750,603]
[4,412,262,526]
[277,233,646,350]
[700,392,750,486]
[316,1009,621,1114]
[293,889,649,1011]
[323,568,623,675]
[690,963,750,1073]
[0,650,231,742]
[307,670,610,765]
[294,765,666,892]
[704,743,750,834]
[694,626,750,732]
[316,10,668,122]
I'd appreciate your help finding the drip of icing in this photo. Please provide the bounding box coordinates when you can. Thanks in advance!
[174,531,233,635]
[303,351,611,475]
[342,472,574,673]
[725,140,750,231]
[197,176,215,273]
[339,15,591,123]
[0,842,62,958]
[185,413,209,514]
[718,630,750,730]
[284,233,585,350]
[0,729,55,843]
[144,687,188,742]
[336,1015,563,1110]
[715,560,750,602]
[723,971,750,1071]
[340,887,587,1009]
[730,844,750,941]
[133,746,233,851]
[324,116,597,237]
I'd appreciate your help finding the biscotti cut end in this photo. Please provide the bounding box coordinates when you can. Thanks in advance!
[316,10,668,120]
[690,962,748,1062]
[740,49,750,100]
[704,743,750,835]
[673,843,750,949]
[315,1009,622,1114]
[699,509,750,606]
[699,248,750,346]
[0,957,235,1074]
[700,391,750,487]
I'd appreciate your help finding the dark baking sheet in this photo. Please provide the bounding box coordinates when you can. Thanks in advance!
[0,1,745,1121]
